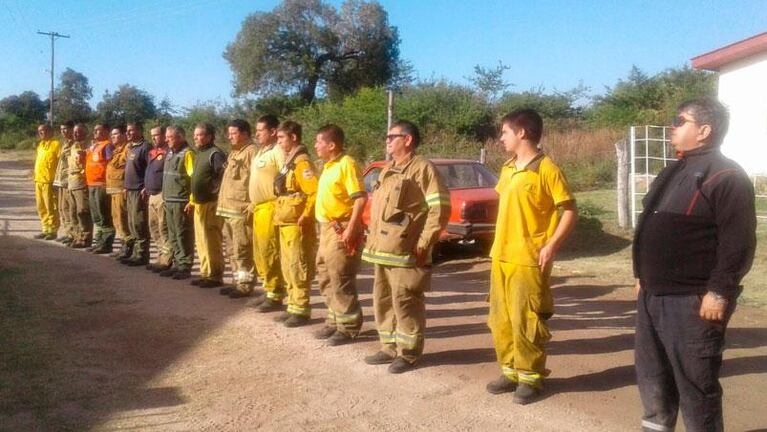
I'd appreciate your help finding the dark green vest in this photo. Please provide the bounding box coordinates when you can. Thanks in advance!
[162,144,191,202]
[190,144,226,203]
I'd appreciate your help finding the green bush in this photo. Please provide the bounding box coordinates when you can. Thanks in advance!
[0,131,35,150]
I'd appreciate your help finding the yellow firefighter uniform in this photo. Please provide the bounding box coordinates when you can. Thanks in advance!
[248,142,286,300]
[273,146,318,317]
[33,138,61,235]
[363,154,450,363]
[488,152,574,388]
[53,138,75,239]
[217,142,257,291]
[315,153,367,336]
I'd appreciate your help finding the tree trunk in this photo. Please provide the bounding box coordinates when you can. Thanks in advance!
[299,74,319,104]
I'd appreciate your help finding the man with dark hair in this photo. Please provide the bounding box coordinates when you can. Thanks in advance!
[217,119,257,293]
[485,109,577,403]
[633,98,756,432]
[363,120,451,373]
[189,123,227,287]
[53,120,75,243]
[107,125,130,259]
[86,123,115,253]
[273,120,318,326]
[123,122,151,265]
[66,123,92,248]
[145,126,173,272]
[160,126,195,279]
[33,124,61,240]
[247,114,286,309]
[312,124,368,344]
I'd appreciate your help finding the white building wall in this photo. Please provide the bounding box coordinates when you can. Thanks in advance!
[717,51,767,175]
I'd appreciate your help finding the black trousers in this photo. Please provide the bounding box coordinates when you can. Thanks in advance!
[635,289,731,432]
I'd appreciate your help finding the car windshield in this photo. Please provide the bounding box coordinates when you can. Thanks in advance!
[435,163,498,189]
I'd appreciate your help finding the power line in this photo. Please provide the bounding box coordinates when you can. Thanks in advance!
[37,31,70,126]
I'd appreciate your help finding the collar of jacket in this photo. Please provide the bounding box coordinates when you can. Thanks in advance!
[388,152,417,172]
[676,143,719,159]
[230,142,252,154]
[169,142,189,155]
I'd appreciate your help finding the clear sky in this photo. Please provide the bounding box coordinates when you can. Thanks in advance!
[1,0,765,110]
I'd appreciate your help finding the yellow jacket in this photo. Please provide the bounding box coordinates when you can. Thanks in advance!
[34,139,61,183]
[273,146,318,225]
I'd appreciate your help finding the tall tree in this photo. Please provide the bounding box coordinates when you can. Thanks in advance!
[54,68,93,123]
[224,0,400,103]
[0,91,48,132]
[96,84,157,125]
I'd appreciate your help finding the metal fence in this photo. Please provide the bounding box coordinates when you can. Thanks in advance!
[629,125,766,227]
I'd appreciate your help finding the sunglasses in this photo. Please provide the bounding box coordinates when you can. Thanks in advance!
[385,134,407,142]
[671,116,697,128]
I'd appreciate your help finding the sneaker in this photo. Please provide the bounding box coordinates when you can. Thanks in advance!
[256,299,283,312]
[273,312,291,323]
[284,315,310,328]
[512,383,542,405]
[388,357,415,374]
[159,268,177,277]
[172,269,192,280]
[219,287,235,296]
[33,233,47,239]
[126,258,148,267]
[190,278,204,286]
[364,351,396,365]
[486,375,518,395]
[314,326,337,340]
[327,332,353,346]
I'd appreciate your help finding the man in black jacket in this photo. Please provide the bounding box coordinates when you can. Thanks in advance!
[633,98,756,432]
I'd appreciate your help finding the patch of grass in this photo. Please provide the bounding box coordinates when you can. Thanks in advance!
[566,189,767,307]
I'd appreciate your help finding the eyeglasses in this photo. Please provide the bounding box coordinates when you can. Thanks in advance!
[385,134,406,142]
[671,115,697,128]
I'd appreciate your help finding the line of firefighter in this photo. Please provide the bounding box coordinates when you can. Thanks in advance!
[32,109,576,403]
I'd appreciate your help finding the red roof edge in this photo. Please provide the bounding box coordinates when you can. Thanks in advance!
[691,32,767,71]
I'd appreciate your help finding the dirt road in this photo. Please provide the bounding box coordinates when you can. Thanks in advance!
[1,153,766,431]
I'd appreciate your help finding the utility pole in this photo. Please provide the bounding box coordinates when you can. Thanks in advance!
[386,89,394,161]
[37,31,70,126]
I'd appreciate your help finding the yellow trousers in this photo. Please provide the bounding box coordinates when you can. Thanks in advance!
[373,264,431,363]
[279,224,317,317]
[252,201,284,300]
[34,182,58,234]
[488,260,553,389]
[194,201,224,281]
[223,215,254,292]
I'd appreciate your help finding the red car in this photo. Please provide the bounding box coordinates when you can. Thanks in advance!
[362,159,499,248]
